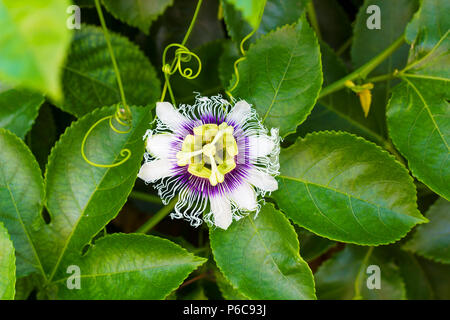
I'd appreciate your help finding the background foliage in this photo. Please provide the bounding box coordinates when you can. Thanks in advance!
[0,0,448,300]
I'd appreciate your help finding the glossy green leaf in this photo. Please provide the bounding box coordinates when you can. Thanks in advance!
[0,222,15,300]
[210,203,316,300]
[49,234,205,299]
[406,0,450,56]
[315,245,406,299]
[0,0,71,99]
[296,227,336,261]
[0,84,44,139]
[351,0,419,135]
[102,0,174,34]
[387,31,449,200]
[214,269,248,300]
[403,198,450,263]
[0,128,46,278]
[224,0,267,29]
[37,105,150,282]
[59,25,161,117]
[272,131,426,245]
[233,17,323,137]
[221,0,308,43]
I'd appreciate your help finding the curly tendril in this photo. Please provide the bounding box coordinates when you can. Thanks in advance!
[160,44,202,104]
[81,0,133,169]
[81,106,132,168]
[225,7,265,99]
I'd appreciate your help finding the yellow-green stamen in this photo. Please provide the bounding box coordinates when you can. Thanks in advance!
[176,122,238,186]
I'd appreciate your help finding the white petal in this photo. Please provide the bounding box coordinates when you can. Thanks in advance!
[156,101,188,131]
[146,133,174,159]
[226,100,252,125]
[138,159,172,183]
[248,134,275,159]
[210,195,232,230]
[246,168,278,192]
[229,183,257,211]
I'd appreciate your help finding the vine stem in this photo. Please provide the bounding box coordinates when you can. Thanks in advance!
[307,1,321,40]
[319,35,405,98]
[136,197,178,233]
[336,37,353,56]
[160,0,203,103]
[94,0,130,117]
[353,247,374,299]
[129,190,162,204]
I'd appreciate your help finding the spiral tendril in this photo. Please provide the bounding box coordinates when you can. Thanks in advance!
[81,0,133,169]
[225,6,265,99]
[160,44,202,104]
[81,104,132,168]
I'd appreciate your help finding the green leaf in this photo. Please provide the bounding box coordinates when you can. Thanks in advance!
[59,25,161,117]
[0,222,15,300]
[0,0,71,99]
[296,227,336,261]
[0,128,46,278]
[415,255,450,299]
[0,84,44,139]
[272,131,426,245]
[102,0,174,34]
[313,0,352,51]
[403,198,450,263]
[315,245,406,299]
[48,234,205,299]
[224,0,267,29]
[393,249,434,299]
[351,0,419,135]
[153,0,225,55]
[37,105,151,282]
[352,0,419,74]
[14,273,40,300]
[406,0,450,56]
[218,40,240,89]
[233,17,323,137]
[29,105,58,172]
[300,43,384,144]
[210,203,316,300]
[387,34,450,200]
[214,269,248,300]
[222,0,308,43]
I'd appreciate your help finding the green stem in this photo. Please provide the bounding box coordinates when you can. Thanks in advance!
[320,35,405,98]
[181,0,203,46]
[160,0,203,103]
[366,72,397,84]
[353,247,374,300]
[336,37,353,56]
[136,197,178,233]
[94,0,129,116]
[382,140,406,166]
[307,1,321,40]
[129,190,162,204]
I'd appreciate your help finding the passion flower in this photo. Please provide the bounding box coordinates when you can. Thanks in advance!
[138,95,280,230]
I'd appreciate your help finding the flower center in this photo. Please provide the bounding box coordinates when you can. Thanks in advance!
[176,122,238,186]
